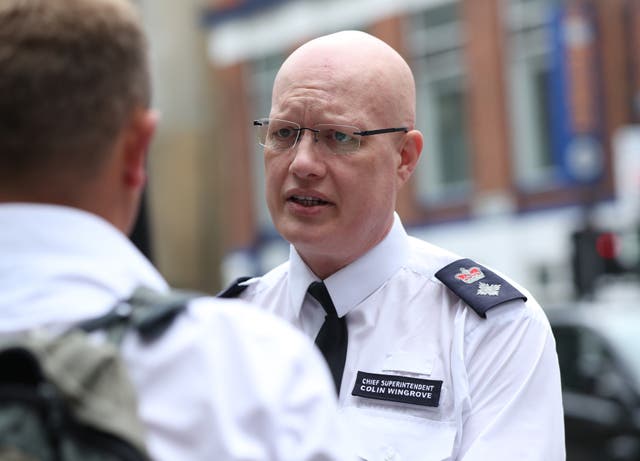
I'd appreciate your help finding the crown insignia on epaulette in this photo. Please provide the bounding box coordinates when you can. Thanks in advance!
[454,266,485,284]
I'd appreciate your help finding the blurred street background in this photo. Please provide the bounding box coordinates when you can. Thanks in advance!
[130,1,640,458]
[133,0,640,303]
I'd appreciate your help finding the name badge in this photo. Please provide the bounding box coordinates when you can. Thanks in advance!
[351,371,442,407]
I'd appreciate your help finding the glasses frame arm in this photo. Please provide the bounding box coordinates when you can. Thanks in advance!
[352,127,408,137]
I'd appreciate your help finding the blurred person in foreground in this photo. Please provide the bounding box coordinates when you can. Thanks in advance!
[223,30,565,460]
[0,0,353,459]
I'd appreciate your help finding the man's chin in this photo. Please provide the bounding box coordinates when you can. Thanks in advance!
[279,224,330,249]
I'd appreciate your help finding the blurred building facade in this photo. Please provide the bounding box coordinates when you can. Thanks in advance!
[144,0,640,300]
[135,0,225,293]
[202,0,640,301]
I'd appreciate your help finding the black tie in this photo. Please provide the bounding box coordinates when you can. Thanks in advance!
[307,281,348,394]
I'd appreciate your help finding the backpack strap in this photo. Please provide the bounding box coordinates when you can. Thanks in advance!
[216,276,252,298]
[435,258,527,318]
[0,345,45,386]
[77,286,203,344]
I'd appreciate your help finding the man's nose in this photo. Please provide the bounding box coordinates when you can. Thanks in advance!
[289,129,325,177]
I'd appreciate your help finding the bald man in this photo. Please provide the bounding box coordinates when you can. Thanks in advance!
[224,31,565,460]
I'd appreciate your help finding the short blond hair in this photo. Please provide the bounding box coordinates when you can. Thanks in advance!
[0,0,150,184]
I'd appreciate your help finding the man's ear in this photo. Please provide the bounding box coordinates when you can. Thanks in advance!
[397,129,423,186]
[123,109,158,189]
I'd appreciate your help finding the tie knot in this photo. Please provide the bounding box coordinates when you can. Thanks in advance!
[307,281,337,317]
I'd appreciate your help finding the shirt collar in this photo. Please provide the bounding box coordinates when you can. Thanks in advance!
[288,245,320,319]
[0,203,168,327]
[288,213,410,318]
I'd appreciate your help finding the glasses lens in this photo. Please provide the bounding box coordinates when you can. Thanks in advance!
[316,124,361,154]
[256,119,300,150]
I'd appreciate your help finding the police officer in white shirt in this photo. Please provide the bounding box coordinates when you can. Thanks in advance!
[223,30,566,460]
[0,1,354,459]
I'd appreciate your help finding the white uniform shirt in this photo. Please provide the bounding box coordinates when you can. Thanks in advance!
[0,203,354,461]
[236,214,566,461]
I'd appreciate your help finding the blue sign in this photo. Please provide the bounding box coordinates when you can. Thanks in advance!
[548,4,604,185]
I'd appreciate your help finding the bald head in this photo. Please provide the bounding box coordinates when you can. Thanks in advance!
[273,31,416,129]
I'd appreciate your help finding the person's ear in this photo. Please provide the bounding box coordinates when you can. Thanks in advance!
[123,109,158,189]
[397,129,423,186]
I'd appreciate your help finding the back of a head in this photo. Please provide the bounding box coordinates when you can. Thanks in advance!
[0,0,150,192]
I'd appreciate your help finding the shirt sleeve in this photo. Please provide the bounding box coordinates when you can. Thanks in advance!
[124,297,356,461]
[458,299,566,460]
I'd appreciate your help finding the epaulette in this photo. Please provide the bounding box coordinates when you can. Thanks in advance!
[216,276,252,298]
[435,258,527,318]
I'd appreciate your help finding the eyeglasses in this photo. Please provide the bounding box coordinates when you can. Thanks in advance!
[253,118,408,155]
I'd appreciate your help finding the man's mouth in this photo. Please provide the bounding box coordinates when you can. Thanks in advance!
[288,195,331,207]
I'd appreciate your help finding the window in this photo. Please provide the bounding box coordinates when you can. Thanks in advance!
[410,2,471,205]
[506,0,556,190]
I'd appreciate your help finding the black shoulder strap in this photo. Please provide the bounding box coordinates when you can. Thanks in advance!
[216,276,252,298]
[0,345,45,386]
[435,258,527,318]
[77,286,203,344]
